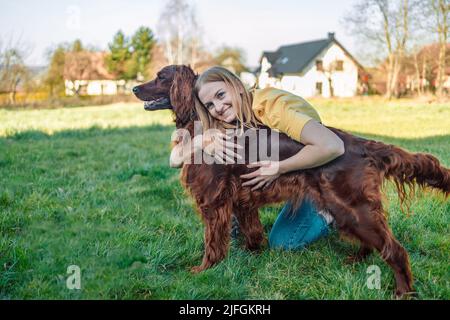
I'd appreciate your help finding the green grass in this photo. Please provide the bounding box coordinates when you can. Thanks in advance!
[0,99,449,299]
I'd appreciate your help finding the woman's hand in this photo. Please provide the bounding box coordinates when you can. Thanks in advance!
[199,130,243,164]
[240,160,282,191]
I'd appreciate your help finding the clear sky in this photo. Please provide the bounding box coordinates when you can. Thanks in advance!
[0,0,360,68]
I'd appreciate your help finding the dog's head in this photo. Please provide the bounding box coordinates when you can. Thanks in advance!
[133,65,175,111]
[133,65,197,112]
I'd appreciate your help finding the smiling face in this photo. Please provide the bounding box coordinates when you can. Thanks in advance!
[198,81,238,123]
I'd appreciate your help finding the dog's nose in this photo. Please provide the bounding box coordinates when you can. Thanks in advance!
[132,86,139,94]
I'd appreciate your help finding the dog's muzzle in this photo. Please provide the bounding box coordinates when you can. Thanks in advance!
[143,97,172,111]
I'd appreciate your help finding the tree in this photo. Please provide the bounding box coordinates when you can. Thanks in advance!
[405,44,438,95]
[157,0,202,67]
[44,45,66,97]
[105,30,131,79]
[422,0,449,97]
[63,47,92,96]
[43,39,90,97]
[344,0,417,98]
[214,46,249,74]
[320,60,343,98]
[72,39,84,52]
[0,37,31,104]
[128,27,156,80]
[105,27,156,80]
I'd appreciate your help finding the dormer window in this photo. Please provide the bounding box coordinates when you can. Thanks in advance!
[279,57,289,64]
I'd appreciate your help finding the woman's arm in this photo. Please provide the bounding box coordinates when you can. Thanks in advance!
[241,120,344,190]
[278,119,345,174]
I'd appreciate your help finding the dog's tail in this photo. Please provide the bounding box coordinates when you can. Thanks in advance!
[366,140,450,209]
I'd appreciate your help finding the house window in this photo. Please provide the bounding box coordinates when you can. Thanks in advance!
[335,60,344,71]
[316,82,323,95]
[316,60,323,71]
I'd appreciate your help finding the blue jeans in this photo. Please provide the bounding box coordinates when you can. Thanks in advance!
[269,199,330,250]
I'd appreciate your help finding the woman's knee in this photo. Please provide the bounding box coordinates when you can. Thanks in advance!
[269,229,305,250]
[269,200,330,250]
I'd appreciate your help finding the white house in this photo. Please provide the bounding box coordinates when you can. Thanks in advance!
[63,52,137,96]
[258,33,366,98]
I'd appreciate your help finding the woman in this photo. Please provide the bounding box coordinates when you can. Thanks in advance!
[170,66,344,250]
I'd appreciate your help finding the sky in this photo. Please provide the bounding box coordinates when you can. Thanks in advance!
[0,0,360,68]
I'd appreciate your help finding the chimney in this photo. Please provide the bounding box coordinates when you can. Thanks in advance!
[328,32,335,40]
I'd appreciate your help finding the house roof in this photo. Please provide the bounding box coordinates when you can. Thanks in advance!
[261,33,364,76]
[64,52,116,81]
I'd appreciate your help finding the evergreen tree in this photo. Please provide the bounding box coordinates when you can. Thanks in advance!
[71,39,84,52]
[129,27,156,79]
[105,30,132,79]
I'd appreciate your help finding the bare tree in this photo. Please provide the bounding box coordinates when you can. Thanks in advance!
[157,0,202,67]
[412,46,424,95]
[320,59,343,98]
[406,42,443,95]
[63,51,93,96]
[344,0,416,98]
[0,36,32,104]
[424,0,449,97]
[186,4,202,69]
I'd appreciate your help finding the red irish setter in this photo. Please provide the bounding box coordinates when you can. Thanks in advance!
[133,65,449,298]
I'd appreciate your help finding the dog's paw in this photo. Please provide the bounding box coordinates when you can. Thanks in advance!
[190,265,205,274]
[395,290,418,300]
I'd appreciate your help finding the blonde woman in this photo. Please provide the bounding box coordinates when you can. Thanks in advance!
[170,66,342,250]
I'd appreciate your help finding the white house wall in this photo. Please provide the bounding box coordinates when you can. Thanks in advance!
[86,80,117,95]
[65,80,135,96]
[259,57,281,88]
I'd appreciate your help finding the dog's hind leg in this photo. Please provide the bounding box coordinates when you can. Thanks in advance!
[191,201,233,273]
[343,202,414,298]
[234,206,266,251]
[356,213,413,298]
[316,185,414,298]
[317,167,415,298]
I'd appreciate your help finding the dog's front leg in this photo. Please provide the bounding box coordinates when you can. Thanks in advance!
[191,203,232,273]
[234,206,266,251]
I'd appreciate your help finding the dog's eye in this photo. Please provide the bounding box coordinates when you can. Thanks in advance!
[158,74,166,81]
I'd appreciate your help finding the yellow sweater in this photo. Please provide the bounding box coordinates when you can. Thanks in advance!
[252,87,322,143]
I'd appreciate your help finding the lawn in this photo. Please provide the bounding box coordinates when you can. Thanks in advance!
[0,98,449,299]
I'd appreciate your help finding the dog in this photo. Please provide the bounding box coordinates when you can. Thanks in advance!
[133,65,449,298]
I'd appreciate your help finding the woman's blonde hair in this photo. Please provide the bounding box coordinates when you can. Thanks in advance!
[194,66,262,134]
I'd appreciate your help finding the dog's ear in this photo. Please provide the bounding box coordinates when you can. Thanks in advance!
[169,66,196,108]
[169,66,197,126]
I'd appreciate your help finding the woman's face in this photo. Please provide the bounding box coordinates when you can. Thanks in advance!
[198,81,238,123]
